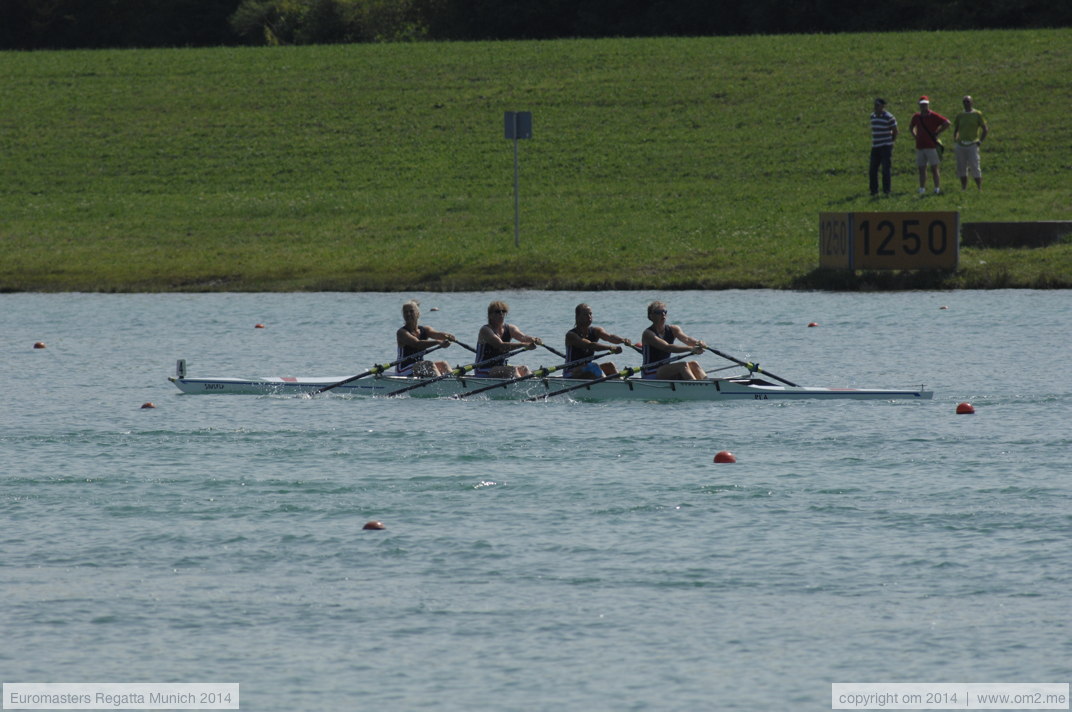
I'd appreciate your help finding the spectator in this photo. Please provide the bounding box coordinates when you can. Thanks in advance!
[909,95,951,195]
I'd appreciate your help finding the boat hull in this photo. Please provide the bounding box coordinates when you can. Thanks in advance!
[168,374,933,401]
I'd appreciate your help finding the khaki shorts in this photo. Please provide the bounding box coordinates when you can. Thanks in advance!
[956,143,982,178]
[916,148,941,167]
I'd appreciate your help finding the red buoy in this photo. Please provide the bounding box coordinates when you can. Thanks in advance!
[141,402,156,409]
[254,323,266,329]
[807,322,819,328]
[956,402,975,414]
[33,341,46,349]
[713,451,737,463]
[363,520,386,530]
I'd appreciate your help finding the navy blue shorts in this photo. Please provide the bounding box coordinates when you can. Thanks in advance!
[566,362,603,379]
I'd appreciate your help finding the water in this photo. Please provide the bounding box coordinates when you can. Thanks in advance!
[2,290,1069,711]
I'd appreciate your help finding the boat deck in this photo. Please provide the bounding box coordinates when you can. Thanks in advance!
[169,373,933,401]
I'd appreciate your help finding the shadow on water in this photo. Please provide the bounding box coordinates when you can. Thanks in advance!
[790,268,957,291]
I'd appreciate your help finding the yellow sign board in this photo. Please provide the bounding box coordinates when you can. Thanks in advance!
[820,211,959,270]
[819,212,852,269]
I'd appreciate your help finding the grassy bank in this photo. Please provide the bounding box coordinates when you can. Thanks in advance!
[1,30,1070,292]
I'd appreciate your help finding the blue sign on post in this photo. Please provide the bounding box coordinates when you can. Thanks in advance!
[504,111,532,139]
[504,112,532,247]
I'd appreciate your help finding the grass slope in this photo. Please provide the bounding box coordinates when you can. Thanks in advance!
[1,29,1070,291]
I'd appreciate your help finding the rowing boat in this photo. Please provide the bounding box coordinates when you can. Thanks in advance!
[168,363,933,401]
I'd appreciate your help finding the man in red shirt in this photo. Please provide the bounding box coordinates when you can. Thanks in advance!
[909,95,951,195]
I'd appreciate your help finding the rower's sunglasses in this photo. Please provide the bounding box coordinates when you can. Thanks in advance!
[652,309,667,315]
[492,309,508,314]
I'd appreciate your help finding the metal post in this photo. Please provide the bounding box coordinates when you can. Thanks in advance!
[513,135,520,248]
[504,111,531,249]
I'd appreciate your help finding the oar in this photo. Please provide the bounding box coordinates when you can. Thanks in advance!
[525,352,693,401]
[540,343,567,359]
[315,343,447,394]
[453,348,620,399]
[547,340,639,358]
[386,345,530,398]
[453,339,478,354]
[704,346,800,387]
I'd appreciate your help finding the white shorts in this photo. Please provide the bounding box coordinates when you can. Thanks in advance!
[916,148,941,167]
[956,143,981,178]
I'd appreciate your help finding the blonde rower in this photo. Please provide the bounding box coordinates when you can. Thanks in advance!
[396,300,453,377]
[640,300,706,380]
[475,300,542,378]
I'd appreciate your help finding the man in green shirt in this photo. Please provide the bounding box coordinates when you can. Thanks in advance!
[953,95,990,190]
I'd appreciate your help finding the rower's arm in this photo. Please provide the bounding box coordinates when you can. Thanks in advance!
[479,325,537,352]
[593,327,633,347]
[397,327,441,350]
[643,329,692,354]
[567,329,616,352]
[507,324,542,347]
[672,326,706,352]
[422,325,455,344]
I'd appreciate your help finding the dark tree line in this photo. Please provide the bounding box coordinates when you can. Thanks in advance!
[0,0,241,49]
[2,0,1069,50]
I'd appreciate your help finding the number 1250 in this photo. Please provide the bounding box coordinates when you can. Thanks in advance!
[858,218,949,256]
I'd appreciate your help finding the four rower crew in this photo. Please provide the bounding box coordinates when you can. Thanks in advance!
[474,300,543,378]
[563,303,631,378]
[396,299,455,376]
[394,298,716,381]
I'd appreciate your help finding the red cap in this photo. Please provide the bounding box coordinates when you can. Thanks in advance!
[919,95,930,103]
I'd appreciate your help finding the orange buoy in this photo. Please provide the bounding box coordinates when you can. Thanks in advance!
[254,323,266,329]
[363,520,386,530]
[807,322,819,327]
[713,450,737,463]
[956,402,975,414]
[33,341,46,349]
[141,402,156,409]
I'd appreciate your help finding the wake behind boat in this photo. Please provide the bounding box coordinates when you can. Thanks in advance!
[168,361,933,402]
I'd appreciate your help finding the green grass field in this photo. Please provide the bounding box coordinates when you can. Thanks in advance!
[1,29,1070,292]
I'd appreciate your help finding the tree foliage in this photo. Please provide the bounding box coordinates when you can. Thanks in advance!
[0,0,242,49]
[1,0,1069,49]
[228,0,427,45]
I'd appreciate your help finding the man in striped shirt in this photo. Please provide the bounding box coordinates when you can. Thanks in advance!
[869,98,898,196]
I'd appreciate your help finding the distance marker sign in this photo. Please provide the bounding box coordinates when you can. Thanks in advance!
[820,211,959,270]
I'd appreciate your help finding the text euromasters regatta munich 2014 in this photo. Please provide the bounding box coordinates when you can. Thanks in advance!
[3,683,239,710]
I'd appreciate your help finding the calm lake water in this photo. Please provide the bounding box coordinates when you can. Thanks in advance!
[2,290,1070,711]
